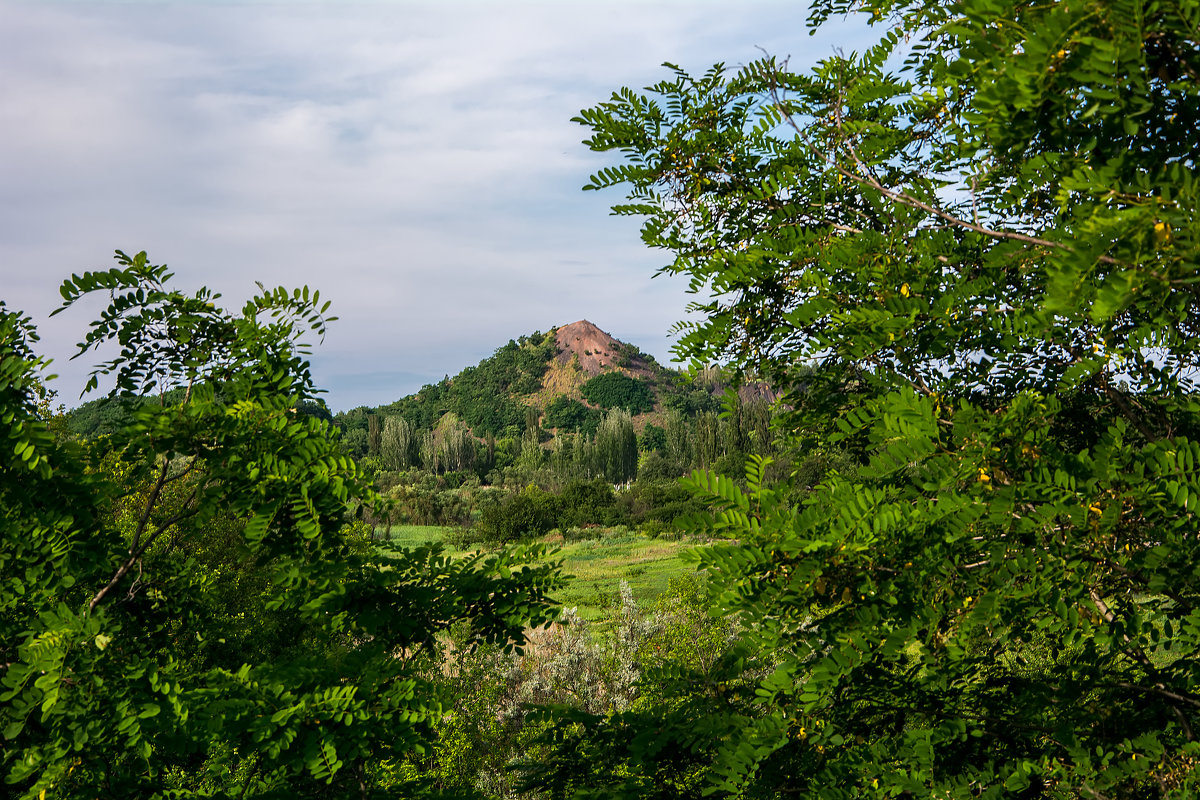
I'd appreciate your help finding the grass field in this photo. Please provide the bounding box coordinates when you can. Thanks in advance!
[376,525,701,620]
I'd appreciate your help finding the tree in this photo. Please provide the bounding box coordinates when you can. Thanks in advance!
[420,412,476,475]
[662,409,693,473]
[594,407,638,484]
[0,251,562,798]
[692,410,721,471]
[477,485,561,545]
[380,414,415,470]
[366,412,382,458]
[528,0,1200,796]
[638,422,667,454]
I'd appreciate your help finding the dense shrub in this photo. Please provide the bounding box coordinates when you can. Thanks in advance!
[609,479,705,529]
[559,477,617,528]
[543,396,600,433]
[423,580,739,795]
[477,485,562,543]
[580,372,654,414]
[638,423,666,453]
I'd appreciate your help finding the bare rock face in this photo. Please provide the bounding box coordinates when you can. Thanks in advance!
[553,320,627,377]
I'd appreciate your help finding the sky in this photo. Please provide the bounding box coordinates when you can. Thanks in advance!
[1,0,874,411]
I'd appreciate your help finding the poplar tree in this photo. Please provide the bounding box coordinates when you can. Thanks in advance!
[380,414,413,471]
[692,411,721,471]
[594,408,637,484]
[663,409,693,473]
[366,413,382,458]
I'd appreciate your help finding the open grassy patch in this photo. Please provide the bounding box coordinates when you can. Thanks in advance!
[553,536,696,619]
[381,524,462,551]
[375,524,700,620]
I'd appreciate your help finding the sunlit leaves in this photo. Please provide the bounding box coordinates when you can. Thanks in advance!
[1,256,562,797]
[548,0,1200,795]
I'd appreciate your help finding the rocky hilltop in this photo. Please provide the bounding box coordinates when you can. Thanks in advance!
[537,320,665,400]
[553,320,655,378]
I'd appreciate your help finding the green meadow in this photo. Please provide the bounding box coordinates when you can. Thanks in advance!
[378,525,700,620]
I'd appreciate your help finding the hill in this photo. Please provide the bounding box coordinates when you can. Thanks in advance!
[63,322,782,482]
[552,320,660,379]
[343,321,683,442]
[61,321,682,442]
[538,320,673,423]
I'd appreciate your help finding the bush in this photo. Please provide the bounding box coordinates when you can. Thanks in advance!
[580,372,655,414]
[562,525,606,543]
[544,396,601,433]
[639,519,680,539]
[559,477,617,527]
[477,485,562,544]
[614,479,703,527]
[443,526,490,550]
[638,423,667,453]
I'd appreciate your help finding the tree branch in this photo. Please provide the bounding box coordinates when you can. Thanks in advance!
[1090,587,1194,741]
[762,72,1128,267]
[87,481,199,616]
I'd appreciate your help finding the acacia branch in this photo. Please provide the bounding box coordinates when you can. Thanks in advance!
[761,73,1128,266]
[1090,587,1195,741]
[87,475,199,616]
[129,456,171,555]
[1075,553,1194,613]
[1116,682,1200,710]
[1098,375,1163,442]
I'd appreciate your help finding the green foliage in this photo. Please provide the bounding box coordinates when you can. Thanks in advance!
[538,0,1200,795]
[380,414,416,470]
[580,372,655,414]
[594,408,639,484]
[514,579,749,800]
[478,485,563,544]
[421,625,529,797]
[638,422,666,454]
[616,479,703,528]
[0,251,562,797]
[428,583,688,797]
[659,386,720,418]
[559,477,618,528]
[640,574,738,688]
[379,474,476,528]
[544,395,601,435]
[64,388,184,439]
[419,412,477,474]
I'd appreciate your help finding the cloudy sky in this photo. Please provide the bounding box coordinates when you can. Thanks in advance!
[2,0,872,411]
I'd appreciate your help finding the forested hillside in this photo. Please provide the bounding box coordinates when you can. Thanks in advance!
[330,319,783,488]
[334,320,672,446]
[60,315,789,540]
